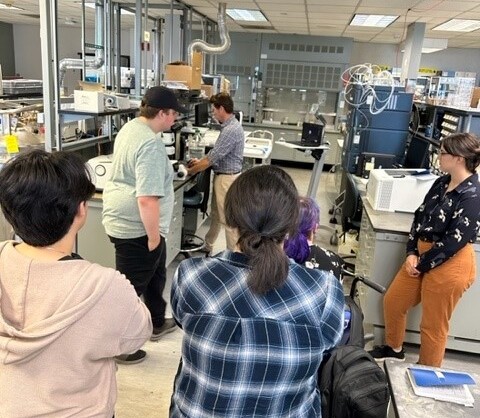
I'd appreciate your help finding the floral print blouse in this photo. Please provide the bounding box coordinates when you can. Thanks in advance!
[407,173,480,273]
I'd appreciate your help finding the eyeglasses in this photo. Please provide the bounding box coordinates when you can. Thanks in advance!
[439,149,462,158]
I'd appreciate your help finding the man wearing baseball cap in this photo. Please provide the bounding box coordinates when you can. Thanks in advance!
[102,86,186,364]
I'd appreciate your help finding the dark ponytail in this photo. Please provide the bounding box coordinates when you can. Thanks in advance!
[225,166,299,294]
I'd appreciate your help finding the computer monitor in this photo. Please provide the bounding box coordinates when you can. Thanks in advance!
[301,122,325,146]
[195,102,210,127]
[403,135,430,169]
[355,152,396,178]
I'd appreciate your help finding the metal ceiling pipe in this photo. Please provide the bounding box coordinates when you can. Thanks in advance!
[59,0,105,89]
[187,2,230,65]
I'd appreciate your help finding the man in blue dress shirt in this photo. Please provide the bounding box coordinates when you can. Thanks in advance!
[187,93,245,253]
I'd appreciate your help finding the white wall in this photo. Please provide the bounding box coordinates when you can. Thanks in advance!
[13,23,132,92]
[11,26,480,87]
[351,41,480,83]
[350,42,399,68]
[420,47,480,77]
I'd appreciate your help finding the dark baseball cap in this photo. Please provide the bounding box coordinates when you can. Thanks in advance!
[142,86,188,113]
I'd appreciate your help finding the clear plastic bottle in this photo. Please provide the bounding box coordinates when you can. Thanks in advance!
[189,129,205,159]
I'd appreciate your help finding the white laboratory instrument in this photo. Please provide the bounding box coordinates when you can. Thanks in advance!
[86,155,113,190]
[367,168,438,213]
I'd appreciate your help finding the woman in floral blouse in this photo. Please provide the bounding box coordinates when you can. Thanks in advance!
[369,132,480,367]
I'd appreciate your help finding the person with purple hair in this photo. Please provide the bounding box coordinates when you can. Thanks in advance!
[284,196,343,279]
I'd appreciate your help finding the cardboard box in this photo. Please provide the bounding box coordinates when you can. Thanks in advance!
[191,51,202,90]
[165,51,202,90]
[201,84,214,98]
[74,90,104,113]
[470,87,480,108]
[78,81,104,92]
[222,77,231,93]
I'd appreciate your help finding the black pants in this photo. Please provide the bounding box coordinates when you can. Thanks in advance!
[109,235,167,328]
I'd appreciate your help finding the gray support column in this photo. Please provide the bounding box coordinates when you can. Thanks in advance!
[134,0,143,95]
[39,0,61,152]
[400,22,425,84]
[153,18,162,86]
[181,8,190,63]
[81,0,86,80]
[105,0,114,89]
[114,2,121,92]
[143,0,149,91]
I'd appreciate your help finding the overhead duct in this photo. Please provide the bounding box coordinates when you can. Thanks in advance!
[187,2,231,65]
[59,0,105,90]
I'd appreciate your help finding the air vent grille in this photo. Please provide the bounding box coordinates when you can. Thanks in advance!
[268,42,344,54]
[217,65,252,77]
[264,61,342,90]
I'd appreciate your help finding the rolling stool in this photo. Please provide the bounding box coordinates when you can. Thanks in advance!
[179,167,212,258]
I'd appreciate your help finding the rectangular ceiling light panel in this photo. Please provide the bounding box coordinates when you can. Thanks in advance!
[227,9,268,22]
[433,19,480,32]
[350,14,398,28]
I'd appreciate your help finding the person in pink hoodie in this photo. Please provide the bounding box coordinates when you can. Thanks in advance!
[0,149,152,418]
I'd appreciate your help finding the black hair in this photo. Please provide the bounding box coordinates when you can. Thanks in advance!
[0,149,95,246]
[209,93,234,114]
[225,165,299,294]
[443,132,480,173]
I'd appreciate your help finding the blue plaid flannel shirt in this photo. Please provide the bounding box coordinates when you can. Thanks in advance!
[170,250,345,418]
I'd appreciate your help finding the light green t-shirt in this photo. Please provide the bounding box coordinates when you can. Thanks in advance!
[102,118,174,238]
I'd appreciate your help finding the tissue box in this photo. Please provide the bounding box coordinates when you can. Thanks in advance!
[74,90,104,113]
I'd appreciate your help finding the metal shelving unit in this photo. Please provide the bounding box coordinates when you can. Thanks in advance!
[57,107,138,151]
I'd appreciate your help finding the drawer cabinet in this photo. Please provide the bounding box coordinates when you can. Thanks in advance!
[165,187,184,266]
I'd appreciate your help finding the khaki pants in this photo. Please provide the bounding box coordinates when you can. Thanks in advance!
[384,240,475,367]
[205,173,240,251]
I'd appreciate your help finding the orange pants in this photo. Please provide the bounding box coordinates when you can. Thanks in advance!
[384,240,476,367]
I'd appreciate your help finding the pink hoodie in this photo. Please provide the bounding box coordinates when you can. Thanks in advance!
[0,241,152,417]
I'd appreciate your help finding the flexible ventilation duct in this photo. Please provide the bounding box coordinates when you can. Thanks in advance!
[187,2,231,65]
[59,1,105,89]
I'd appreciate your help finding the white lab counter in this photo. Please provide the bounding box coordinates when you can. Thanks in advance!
[358,197,480,354]
[76,177,193,269]
[199,128,272,161]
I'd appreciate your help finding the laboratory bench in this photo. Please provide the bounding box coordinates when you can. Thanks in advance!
[358,197,480,354]
[242,122,342,166]
[76,176,193,269]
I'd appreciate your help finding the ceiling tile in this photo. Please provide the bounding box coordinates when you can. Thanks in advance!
[0,0,476,49]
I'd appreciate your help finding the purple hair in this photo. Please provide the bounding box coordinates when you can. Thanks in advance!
[284,196,320,264]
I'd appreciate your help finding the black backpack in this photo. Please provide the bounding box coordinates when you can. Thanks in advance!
[339,295,365,348]
[319,345,390,418]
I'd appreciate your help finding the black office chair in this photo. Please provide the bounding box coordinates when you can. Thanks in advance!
[340,172,363,242]
[180,167,212,257]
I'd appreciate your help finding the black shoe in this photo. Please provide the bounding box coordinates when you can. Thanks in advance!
[115,349,147,365]
[368,345,405,362]
[151,318,177,341]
